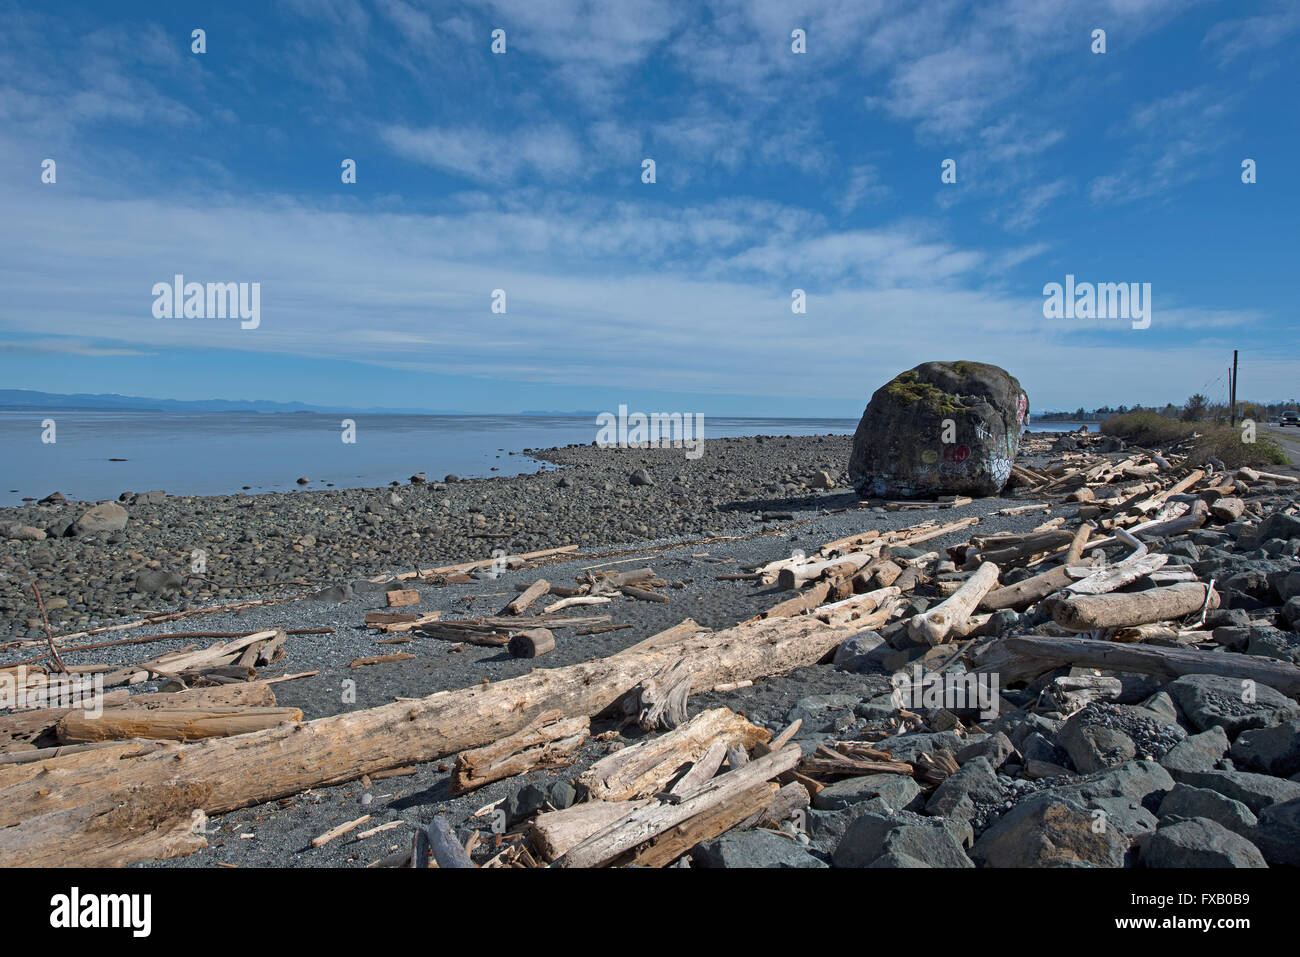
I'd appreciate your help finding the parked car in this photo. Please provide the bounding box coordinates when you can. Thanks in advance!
[1281,410,1300,427]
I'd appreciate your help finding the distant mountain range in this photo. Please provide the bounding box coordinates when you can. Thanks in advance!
[0,389,608,417]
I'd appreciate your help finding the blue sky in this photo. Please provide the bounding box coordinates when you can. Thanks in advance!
[0,0,1296,415]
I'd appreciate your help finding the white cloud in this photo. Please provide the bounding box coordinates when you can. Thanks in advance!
[380,124,586,183]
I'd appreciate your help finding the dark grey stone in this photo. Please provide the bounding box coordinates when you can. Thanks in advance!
[1142,818,1266,868]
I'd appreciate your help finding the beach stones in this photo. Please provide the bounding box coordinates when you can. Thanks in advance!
[848,361,1029,499]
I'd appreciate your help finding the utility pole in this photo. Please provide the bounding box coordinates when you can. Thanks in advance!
[1230,349,1238,426]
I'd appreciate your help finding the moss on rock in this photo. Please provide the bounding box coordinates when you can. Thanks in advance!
[884,370,964,415]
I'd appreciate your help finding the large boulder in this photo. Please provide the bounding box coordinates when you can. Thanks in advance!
[73,502,128,535]
[849,361,1029,499]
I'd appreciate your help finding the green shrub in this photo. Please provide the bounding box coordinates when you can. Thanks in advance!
[1101,413,1288,468]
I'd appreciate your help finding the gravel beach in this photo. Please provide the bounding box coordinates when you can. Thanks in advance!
[4,431,1299,870]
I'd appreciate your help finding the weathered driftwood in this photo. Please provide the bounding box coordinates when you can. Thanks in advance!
[815,586,901,621]
[133,630,278,682]
[619,585,671,603]
[555,744,802,868]
[819,595,907,629]
[1131,499,1209,540]
[386,589,421,607]
[0,614,855,837]
[667,739,728,795]
[978,531,1074,566]
[1065,523,1095,564]
[978,566,1073,611]
[625,656,692,730]
[503,579,550,615]
[55,706,303,744]
[759,581,832,619]
[619,619,706,656]
[1046,675,1124,712]
[577,707,769,801]
[800,742,912,778]
[0,782,210,867]
[349,653,416,668]
[507,628,555,658]
[988,634,1300,697]
[427,817,476,868]
[311,814,371,847]
[541,595,610,614]
[530,800,652,862]
[776,553,874,590]
[909,562,1000,645]
[366,611,443,633]
[625,781,779,868]
[449,710,589,795]
[1063,553,1168,596]
[1049,582,1218,631]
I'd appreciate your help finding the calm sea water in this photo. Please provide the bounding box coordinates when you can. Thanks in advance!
[0,410,1095,505]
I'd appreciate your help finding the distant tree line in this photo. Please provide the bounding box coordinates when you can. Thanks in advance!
[1038,397,1299,425]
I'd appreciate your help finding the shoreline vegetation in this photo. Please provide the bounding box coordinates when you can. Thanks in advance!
[1101,412,1287,469]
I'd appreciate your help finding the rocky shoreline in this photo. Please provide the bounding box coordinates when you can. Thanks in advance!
[0,434,851,639]
[2,429,1299,869]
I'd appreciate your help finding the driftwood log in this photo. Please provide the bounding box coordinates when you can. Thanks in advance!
[0,614,856,863]
[985,634,1300,697]
[55,706,303,744]
[449,710,589,795]
[909,562,1000,645]
[577,707,769,801]
[554,744,802,868]
[1048,582,1218,631]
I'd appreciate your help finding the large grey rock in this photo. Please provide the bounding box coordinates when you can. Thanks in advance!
[956,730,1015,768]
[1257,511,1300,542]
[1252,797,1300,866]
[833,632,885,672]
[1037,756,1171,839]
[1164,674,1298,735]
[848,361,1028,499]
[1245,624,1300,663]
[1060,714,1137,773]
[924,757,1004,821]
[1157,784,1258,837]
[73,502,128,535]
[833,810,974,868]
[973,794,1126,868]
[1142,818,1266,868]
[813,773,922,812]
[1275,570,1300,603]
[1228,718,1300,777]
[691,829,826,868]
[1159,726,1229,775]
[1173,769,1300,813]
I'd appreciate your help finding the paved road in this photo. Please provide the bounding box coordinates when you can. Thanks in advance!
[1260,425,1300,469]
